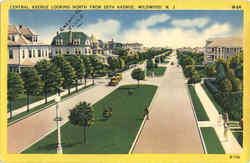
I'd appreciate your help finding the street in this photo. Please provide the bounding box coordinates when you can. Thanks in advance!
[132,51,204,153]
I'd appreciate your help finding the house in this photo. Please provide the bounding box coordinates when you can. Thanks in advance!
[51,30,92,56]
[8,25,50,72]
[123,42,144,52]
[204,37,242,64]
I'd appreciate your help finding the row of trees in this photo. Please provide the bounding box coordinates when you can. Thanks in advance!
[177,51,201,84]
[8,55,106,118]
[106,48,171,74]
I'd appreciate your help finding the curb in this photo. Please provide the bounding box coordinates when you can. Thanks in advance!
[128,82,161,154]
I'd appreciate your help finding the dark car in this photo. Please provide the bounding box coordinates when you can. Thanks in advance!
[108,72,116,78]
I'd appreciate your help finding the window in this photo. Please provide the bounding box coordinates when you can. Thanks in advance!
[29,50,32,58]
[66,48,70,55]
[22,50,25,58]
[9,49,13,59]
[33,50,36,57]
[38,50,41,57]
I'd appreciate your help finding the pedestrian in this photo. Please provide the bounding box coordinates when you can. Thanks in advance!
[144,107,149,120]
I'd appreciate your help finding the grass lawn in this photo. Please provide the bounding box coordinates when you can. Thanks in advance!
[147,67,167,77]
[232,132,243,147]
[201,84,223,113]
[188,85,209,121]
[8,83,85,112]
[9,84,93,124]
[23,84,158,154]
[201,127,225,154]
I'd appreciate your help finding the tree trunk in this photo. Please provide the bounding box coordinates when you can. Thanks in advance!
[92,76,94,85]
[58,88,61,96]
[138,80,139,87]
[9,101,13,119]
[68,88,70,95]
[83,126,87,144]
[76,80,78,92]
[27,94,30,112]
[84,78,87,87]
[45,91,48,104]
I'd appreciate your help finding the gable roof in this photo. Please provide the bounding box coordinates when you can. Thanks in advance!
[51,31,89,46]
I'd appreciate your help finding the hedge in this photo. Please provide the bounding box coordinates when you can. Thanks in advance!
[204,79,219,94]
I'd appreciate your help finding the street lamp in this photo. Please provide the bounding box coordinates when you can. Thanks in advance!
[55,95,63,154]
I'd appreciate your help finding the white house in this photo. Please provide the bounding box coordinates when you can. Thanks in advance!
[8,25,50,72]
[204,37,242,64]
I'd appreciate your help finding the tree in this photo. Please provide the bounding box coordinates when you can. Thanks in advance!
[131,68,145,87]
[21,68,43,112]
[68,101,95,144]
[8,72,24,118]
[219,78,232,92]
[119,58,126,69]
[205,64,216,76]
[66,56,85,92]
[232,77,242,91]
[146,59,154,69]
[35,60,63,103]
[80,55,92,86]
[89,56,104,85]
[51,55,76,95]
[107,57,120,72]
[184,65,195,78]
[155,57,160,64]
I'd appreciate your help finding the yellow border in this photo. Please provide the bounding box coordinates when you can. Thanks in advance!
[0,0,249,163]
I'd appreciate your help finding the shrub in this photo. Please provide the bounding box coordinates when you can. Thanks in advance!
[219,78,232,92]
[128,89,134,95]
[231,77,242,91]
[204,79,219,94]
[216,63,226,84]
[184,65,195,78]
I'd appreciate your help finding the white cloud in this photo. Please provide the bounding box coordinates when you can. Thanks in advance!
[171,18,210,28]
[135,14,170,28]
[80,19,120,41]
[37,14,240,49]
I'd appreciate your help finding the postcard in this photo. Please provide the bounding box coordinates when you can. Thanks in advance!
[0,0,249,163]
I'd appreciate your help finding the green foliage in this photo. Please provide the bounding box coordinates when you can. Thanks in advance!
[204,80,219,94]
[231,77,242,91]
[68,101,95,144]
[21,68,43,112]
[235,65,243,80]
[51,55,76,94]
[155,57,160,63]
[35,60,63,102]
[219,78,232,92]
[66,55,85,91]
[107,57,120,71]
[205,64,216,76]
[146,59,154,69]
[8,72,24,101]
[131,68,145,87]
[184,65,195,78]
[188,70,201,84]
[8,72,24,118]
[215,63,226,84]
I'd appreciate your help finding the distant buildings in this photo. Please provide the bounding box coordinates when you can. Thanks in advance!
[123,42,144,52]
[8,25,50,72]
[204,37,242,64]
[8,25,145,71]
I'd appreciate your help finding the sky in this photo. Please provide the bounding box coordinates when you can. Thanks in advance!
[9,10,243,48]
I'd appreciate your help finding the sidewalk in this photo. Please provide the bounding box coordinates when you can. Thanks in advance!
[194,83,242,153]
[8,80,92,118]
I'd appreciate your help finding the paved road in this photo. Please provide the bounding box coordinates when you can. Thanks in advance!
[132,51,204,153]
[8,64,145,154]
